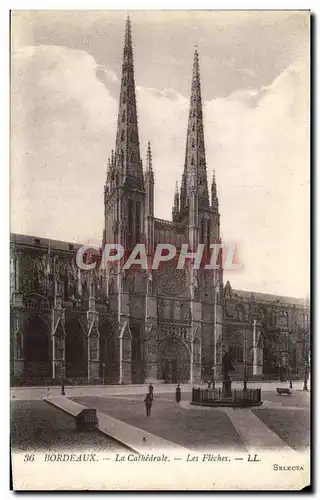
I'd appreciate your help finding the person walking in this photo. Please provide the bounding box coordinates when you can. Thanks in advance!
[175,384,181,403]
[144,392,153,417]
[148,383,154,400]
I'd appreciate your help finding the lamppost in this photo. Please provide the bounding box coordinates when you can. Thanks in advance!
[243,332,248,391]
[102,362,106,385]
[289,365,293,389]
[211,363,216,390]
[61,360,65,396]
[303,361,309,391]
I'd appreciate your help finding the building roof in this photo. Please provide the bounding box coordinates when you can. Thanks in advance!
[232,288,307,307]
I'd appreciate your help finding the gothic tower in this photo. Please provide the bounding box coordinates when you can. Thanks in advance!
[103,16,147,384]
[174,48,221,260]
[172,48,224,380]
[104,17,145,254]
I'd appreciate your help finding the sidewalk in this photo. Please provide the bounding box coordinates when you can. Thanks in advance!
[11,379,310,401]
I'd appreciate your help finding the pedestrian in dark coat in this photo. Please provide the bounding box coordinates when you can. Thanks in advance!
[144,392,153,417]
[148,383,154,400]
[175,384,181,403]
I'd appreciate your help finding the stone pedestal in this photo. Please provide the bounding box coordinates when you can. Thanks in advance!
[222,379,232,397]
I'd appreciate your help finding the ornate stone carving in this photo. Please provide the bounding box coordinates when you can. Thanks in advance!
[112,220,119,234]
[159,321,188,340]
[156,264,188,296]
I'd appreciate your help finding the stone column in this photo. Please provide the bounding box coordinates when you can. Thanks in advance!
[116,266,132,384]
[119,318,132,384]
[144,277,158,383]
[13,312,24,377]
[52,295,66,380]
[188,283,202,385]
[87,288,100,382]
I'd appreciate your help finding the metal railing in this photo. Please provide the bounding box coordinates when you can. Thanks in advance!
[192,387,261,404]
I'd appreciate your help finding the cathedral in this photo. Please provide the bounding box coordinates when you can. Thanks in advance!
[10,18,310,386]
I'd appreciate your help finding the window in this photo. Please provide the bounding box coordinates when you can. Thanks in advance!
[136,201,141,243]
[131,326,141,361]
[231,344,243,363]
[207,219,211,249]
[200,219,205,243]
[128,199,133,247]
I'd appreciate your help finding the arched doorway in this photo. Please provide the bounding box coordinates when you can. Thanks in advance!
[65,318,87,378]
[24,316,50,378]
[100,320,116,383]
[158,336,190,383]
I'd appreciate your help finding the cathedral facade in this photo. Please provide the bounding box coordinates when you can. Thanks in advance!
[10,19,310,386]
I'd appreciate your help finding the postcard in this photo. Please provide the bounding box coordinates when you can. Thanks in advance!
[10,10,310,490]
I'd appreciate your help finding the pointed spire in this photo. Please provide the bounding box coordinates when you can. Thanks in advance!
[180,48,209,212]
[145,141,154,182]
[114,16,144,190]
[211,169,219,211]
[146,141,153,171]
[172,181,180,222]
[124,15,132,50]
[175,180,179,197]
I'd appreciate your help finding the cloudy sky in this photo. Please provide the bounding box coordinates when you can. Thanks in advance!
[11,10,309,298]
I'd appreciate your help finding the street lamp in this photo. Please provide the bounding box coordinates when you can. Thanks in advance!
[289,366,293,389]
[61,360,65,396]
[211,364,216,390]
[243,334,248,392]
[303,361,308,391]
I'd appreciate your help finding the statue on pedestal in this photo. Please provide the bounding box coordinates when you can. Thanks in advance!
[222,349,235,397]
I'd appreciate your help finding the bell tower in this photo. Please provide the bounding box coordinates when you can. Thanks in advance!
[103,16,145,254]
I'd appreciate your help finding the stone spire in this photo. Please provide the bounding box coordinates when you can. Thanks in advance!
[180,48,210,213]
[211,169,219,212]
[172,181,180,222]
[145,141,154,180]
[114,16,144,190]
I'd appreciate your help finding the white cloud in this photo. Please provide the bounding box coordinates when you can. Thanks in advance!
[11,45,309,297]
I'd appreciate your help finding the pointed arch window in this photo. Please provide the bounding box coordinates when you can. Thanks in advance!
[207,219,211,249]
[123,94,126,104]
[128,199,134,248]
[200,219,205,243]
[192,123,195,132]
[136,201,141,243]
[232,344,243,363]
[191,139,195,148]
[191,157,195,166]
[122,111,125,122]
[121,130,125,142]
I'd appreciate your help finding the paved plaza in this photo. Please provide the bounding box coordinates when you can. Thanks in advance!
[73,388,310,452]
[10,382,310,453]
[10,400,127,453]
